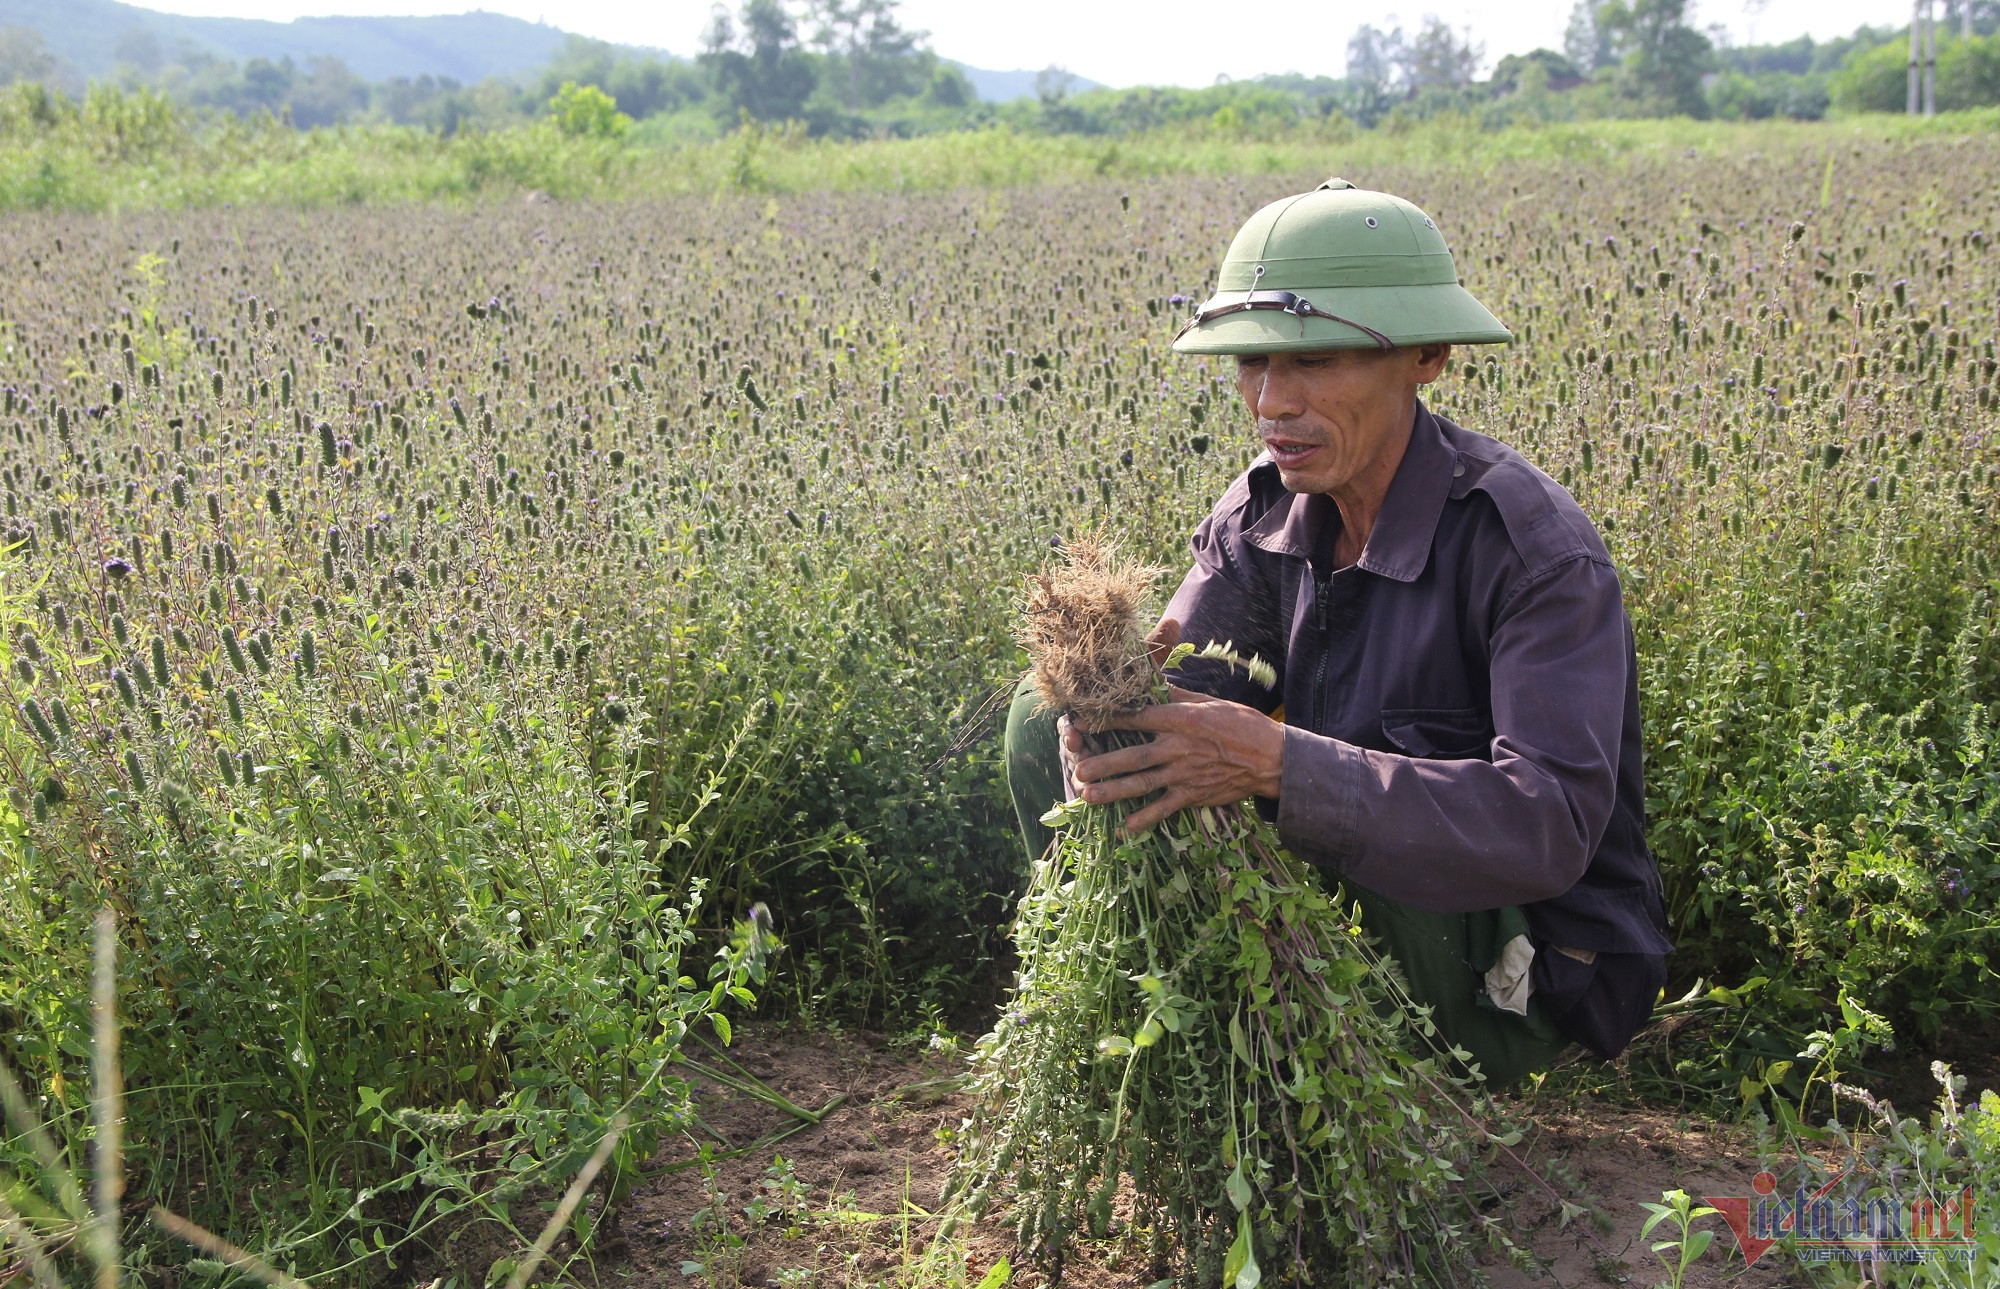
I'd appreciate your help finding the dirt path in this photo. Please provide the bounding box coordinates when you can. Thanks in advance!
[605,1025,1825,1288]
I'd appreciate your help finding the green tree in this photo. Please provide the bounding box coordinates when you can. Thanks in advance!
[545,81,632,138]
[287,57,369,128]
[1707,68,1830,119]
[1404,16,1483,90]
[702,0,818,122]
[1345,23,1408,93]
[1831,36,1918,111]
[808,0,926,109]
[1597,0,1713,116]
[533,35,705,121]
[0,26,74,91]
[1938,31,2000,104]
[921,62,972,108]
[1834,30,2000,110]
[1492,48,1585,92]
[1564,0,1616,73]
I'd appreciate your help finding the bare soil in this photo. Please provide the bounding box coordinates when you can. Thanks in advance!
[1476,1096,1815,1289]
[565,1024,1915,1288]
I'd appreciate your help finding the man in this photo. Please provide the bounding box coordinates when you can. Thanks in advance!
[1004,179,1673,1088]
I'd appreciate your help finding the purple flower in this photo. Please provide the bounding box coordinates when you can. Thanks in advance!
[103,558,132,579]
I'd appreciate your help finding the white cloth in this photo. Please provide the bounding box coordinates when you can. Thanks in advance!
[1483,939,1599,1017]
[1483,933,1536,1016]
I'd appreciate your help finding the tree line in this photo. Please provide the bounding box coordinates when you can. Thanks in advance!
[0,0,1997,142]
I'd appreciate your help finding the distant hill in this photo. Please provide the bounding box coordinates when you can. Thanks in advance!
[0,0,572,84]
[950,62,1107,102]
[1,0,1091,103]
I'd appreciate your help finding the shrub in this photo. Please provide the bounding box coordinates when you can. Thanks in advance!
[545,81,632,139]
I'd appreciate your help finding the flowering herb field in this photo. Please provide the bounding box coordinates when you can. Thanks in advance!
[0,129,1996,1279]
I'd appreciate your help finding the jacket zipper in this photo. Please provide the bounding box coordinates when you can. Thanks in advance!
[1313,571,1331,728]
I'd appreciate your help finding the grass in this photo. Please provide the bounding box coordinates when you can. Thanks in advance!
[3,89,2000,211]
[0,912,654,1289]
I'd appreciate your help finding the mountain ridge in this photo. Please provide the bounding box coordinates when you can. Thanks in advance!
[1,0,1100,100]
[0,1,574,84]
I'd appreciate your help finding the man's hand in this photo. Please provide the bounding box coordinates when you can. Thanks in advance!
[1057,617,1184,802]
[1064,618,1285,835]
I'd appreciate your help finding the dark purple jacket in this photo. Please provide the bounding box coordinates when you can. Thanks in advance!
[1165,402,1674,965]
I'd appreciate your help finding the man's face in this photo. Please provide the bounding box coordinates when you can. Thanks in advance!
[1233,344,1451,495]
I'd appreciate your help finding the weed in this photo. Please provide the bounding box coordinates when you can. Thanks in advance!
[1637,1190,1719,1289]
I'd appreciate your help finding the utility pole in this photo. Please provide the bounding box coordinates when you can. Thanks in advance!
[1924,0,1937,116]
[1909,0,1923,114]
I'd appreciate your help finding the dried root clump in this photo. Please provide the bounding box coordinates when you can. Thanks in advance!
[1019,536,1164,730]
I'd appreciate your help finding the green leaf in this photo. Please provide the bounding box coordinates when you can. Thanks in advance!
[972,1257,1012,1289]
[1221,1208,1261,1289]
[1222,1209,1250,1286]
[1225,1162,1251,1211]
[1229,1012,1252,1065]
[711,1012,733,1045]
[1325,958,1368,989]
[1685,1229,1714,1260]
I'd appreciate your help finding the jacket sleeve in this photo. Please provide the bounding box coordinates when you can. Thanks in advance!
[1161,486,1287,712]
[1275,553,1629,913]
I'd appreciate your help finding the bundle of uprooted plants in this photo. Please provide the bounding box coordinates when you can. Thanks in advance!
[951,538,1498,1286]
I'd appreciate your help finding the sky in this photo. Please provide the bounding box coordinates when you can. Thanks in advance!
[132,0,1910,87]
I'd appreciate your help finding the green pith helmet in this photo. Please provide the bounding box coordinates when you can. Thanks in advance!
[1172,178,1511,355]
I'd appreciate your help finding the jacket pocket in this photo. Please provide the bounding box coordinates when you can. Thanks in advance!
[1380,705,1491,759]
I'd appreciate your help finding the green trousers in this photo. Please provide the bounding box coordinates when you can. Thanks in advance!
[1004,674,1568,1089]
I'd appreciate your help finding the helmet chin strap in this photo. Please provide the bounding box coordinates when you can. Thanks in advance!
[1175,289,1395,351]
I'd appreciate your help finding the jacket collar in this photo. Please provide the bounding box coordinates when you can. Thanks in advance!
[1243,400,1454,583]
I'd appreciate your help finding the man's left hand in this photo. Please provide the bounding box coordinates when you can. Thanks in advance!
[1064,687,1285,835]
